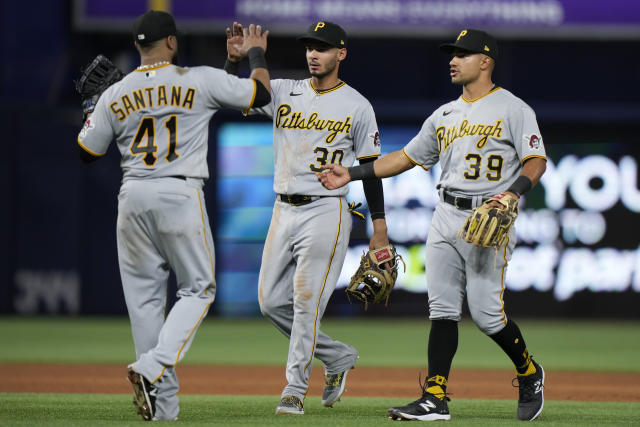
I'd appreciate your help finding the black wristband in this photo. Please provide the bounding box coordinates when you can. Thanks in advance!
[247,47,267,70]
[347,162,376,181]
[224,58,239,75]
[370,212,386,220]
[507,175,532,196]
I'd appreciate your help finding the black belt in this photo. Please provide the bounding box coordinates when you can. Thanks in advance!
[169,176,187,180]
[278,194,320,206]
[443,191,487,210]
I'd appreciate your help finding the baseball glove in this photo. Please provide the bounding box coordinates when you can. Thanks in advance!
[459,192,519,248]
[75,54,124,122]
[346,245,405,309]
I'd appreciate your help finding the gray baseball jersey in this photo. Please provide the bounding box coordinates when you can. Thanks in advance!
[79,64,257,179]
[253,79,381,195]
[255,79,378,401]
[404,87,546,196]
[403,87,546,334]
[77,63,258,420]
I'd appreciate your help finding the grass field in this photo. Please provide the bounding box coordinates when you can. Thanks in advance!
[1,317,640,426]
[2,317,639,371]
[1,394,639,426]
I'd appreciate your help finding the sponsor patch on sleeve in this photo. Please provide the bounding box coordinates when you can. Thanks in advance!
[79,118,95,139]
[368,131,381,147]
[524,134,542,149]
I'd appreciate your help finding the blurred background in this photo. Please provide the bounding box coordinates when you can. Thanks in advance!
[2,0,639,319]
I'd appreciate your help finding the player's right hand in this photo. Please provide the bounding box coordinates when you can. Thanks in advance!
[226,21,245,62]
[317,164,350,189]
[241,24,269,55]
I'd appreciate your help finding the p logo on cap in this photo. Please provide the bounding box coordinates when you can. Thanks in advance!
[314,22,325,32]
[457,30,468,41]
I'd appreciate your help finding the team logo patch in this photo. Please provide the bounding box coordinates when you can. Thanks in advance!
[79,118,95,138]
[369,131,381,147]
[526,134,542,149]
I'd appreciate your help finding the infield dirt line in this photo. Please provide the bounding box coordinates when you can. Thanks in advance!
[1,363,638,402]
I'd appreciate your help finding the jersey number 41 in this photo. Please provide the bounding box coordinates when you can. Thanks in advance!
[130,116,179,167]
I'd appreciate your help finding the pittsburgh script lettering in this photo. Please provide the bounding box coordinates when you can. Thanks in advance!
[275,104,352,144]
[436,119,503,153]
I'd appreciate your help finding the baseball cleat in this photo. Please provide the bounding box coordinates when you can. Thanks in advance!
[515,359,545,421]
[322,370,349,407]
[322,353,358,407]
[275,395,304,415]
[127,367,158,421]
[387,391,451,421]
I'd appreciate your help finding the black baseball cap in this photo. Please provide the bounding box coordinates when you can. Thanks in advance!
[297,21,347,48]
[440,29,499,60]
[133,10,177,45]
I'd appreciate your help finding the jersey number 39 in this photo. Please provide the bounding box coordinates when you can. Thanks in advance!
[463,153,503,181]
[130,116,180,166]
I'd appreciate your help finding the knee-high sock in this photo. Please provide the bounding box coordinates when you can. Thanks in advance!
[427,319,458,395]
[489,319,533,375]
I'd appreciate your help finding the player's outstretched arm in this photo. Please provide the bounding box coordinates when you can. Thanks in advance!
[226,22,245,63]
[241,24,271,94]
[317,149,415,189]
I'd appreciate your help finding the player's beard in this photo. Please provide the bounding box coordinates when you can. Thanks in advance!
[309,58,338,79]
[172,52,178,65]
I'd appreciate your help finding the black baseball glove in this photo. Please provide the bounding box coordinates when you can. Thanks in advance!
[75,54,124,122]
[346,245,405,309]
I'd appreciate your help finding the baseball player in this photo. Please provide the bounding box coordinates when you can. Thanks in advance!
[76,10,271,421]
[318,29,547,421]
[225,21,390,414]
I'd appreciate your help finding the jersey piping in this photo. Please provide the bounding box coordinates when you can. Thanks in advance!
[402,148,430,171]
[461,86,502,103]
[77,138,106,157]
[243,79,258,115]
[303,198,342,382]
[521,154,547,164]
[498,236,509,326]
[357,153,380,161]
[309,79,346,95]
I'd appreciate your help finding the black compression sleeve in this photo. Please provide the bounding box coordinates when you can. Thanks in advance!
[507,175,532,196]
[252,80,271,108]
[78,145,100,163]
[247,47,267,70]
[224,59,239,75]
[347,161,376,181]
[360,158,385,220]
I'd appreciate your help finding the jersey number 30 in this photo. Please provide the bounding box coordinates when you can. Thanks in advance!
[130,116,179,166]
[309,147,344,172]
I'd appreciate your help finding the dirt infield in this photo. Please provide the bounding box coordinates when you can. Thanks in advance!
[2,364,639,402]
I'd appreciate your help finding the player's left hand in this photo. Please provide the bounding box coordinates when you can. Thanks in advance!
[75,54,124,123]
[369,219,390,250]
[317,164,350,189]
[459,192,519,248]
[485,191,519,209]
[226,21,245,62]
[240,23,269,55]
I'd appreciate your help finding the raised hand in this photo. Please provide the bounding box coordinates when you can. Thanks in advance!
[241,23,269,54]
[316,164,351,189]
[226,21,245,62]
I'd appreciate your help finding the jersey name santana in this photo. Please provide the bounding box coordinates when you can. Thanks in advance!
[77,64,257,180]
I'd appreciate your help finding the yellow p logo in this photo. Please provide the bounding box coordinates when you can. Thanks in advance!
[457,30,468,41]
[314,22,325,32]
